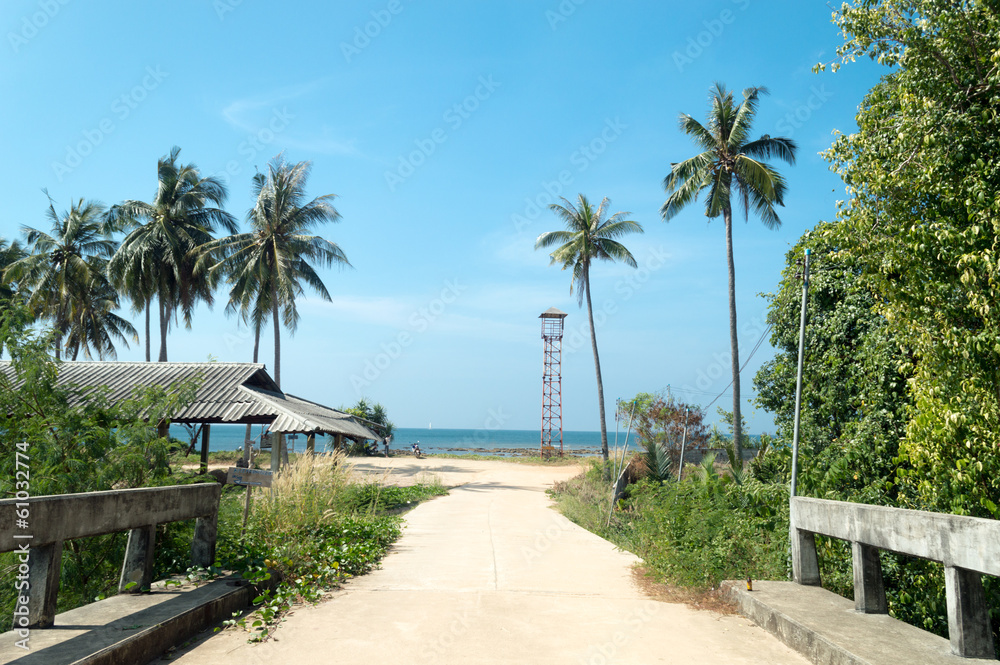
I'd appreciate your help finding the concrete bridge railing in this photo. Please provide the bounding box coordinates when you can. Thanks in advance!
[790,496,999,659]
[1,484,221,629]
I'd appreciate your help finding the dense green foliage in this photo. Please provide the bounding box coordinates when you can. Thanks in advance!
[754,227,909,503]
[550,458,789,588]
[0,309,203,625]
[821,0,1000,520]
[750,226,969,642]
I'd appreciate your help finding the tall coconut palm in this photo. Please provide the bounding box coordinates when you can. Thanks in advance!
[661,83,796,462]
[6,194,117,359]
[205,155,351,387]
[107,146,237,361]
[536,195,643,479]
[64,257,138,360]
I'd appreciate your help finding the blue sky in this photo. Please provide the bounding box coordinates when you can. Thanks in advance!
[0,1,885,433]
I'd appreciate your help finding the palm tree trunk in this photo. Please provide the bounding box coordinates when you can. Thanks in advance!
[271,282,285,472]
[271,285,281,388]
[724,207,743,464]
[244,325,261,465]
[253,324,261,365]
[157,294,168,362]
[584,263,611,480]
[144,300,151,362]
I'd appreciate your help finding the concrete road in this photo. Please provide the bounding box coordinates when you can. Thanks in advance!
[160,457,808,664]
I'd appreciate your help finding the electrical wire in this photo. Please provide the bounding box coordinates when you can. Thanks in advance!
[700,323,774,411]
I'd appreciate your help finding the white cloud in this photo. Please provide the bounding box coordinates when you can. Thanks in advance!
[221,80,363,158]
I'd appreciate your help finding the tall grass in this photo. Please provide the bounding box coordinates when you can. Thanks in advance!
[550,456,790,589]
[251,451,355,532]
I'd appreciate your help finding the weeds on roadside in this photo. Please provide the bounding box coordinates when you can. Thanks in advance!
[206,453,446,642]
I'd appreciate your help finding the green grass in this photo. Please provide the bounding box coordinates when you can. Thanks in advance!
[549,458,790,590]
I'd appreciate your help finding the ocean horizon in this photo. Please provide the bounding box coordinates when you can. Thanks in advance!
[170,424,613,456]
[169,424,761,457]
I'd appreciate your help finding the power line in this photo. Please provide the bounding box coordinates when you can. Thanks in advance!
[701,323,774,411]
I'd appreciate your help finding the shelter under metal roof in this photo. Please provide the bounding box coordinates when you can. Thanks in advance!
[0,361,378,441]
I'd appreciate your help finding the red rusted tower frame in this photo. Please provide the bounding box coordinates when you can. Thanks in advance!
[540,308,567,457]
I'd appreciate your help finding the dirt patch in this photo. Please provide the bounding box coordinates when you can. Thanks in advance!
[632,566,738,615]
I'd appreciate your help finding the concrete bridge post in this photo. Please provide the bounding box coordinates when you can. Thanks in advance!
[945,565,995,659]
[790,524,820,586]
[119,525,157,593]
[24,541,63,628]
[851,542,886,613]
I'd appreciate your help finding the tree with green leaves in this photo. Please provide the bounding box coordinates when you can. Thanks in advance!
[661,83,796,464]
[107,146,237,362]
[5,194,118,359]
[819,1,1000,521]
[753,226,909,503]
[344,397,395,440]
[0,237,25,302]
[625,390,709,482]
[205,155,350,388]
[63,257,138,360]
[536,195,643,479]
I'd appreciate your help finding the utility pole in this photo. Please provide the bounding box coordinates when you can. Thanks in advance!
[677,407,690,481]
[790,248,811,498]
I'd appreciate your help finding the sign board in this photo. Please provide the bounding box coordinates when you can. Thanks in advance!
[226,467,273,488]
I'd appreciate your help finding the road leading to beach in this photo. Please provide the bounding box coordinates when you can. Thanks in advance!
[160,457,807,665]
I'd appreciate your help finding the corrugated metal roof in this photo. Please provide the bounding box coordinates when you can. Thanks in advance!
[0,361,377,440]
[240,386,378,439]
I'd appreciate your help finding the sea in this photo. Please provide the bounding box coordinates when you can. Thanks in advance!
[169,424,613,457]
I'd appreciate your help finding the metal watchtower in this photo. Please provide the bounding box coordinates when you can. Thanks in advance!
[539,307,567,457]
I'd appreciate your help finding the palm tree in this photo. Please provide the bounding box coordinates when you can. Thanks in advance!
[64,257,138,360]
[6,194,117,359]
[205,155,351,389]
[0,237,27,358]
[661,83,797,462]
[107,146,237,361]
[536,195,643,479]
[0,236,26,302]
